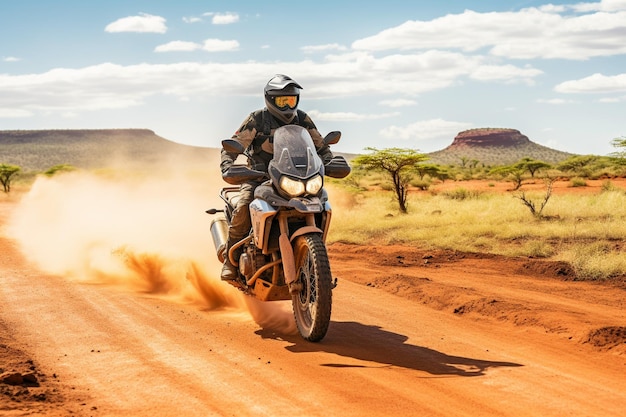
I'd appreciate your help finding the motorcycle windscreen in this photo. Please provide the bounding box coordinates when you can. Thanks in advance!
[271,125,322,179]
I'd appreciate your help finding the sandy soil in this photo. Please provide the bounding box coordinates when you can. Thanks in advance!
[1,179,626,416]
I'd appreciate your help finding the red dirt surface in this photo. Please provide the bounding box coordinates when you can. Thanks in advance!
[1,179,626,416]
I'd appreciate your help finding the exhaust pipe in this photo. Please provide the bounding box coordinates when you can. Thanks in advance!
[210,216,228,262]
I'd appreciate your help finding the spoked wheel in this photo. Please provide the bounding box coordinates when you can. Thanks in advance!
[292,234,332,342]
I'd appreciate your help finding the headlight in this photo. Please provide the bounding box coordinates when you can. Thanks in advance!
[305,175,323,195]
[279,176,305,197]
[279,174,323,197]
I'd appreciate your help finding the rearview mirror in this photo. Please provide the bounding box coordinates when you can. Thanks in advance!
[324,131,341,146]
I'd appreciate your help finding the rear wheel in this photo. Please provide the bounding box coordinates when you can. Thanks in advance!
[292,234,332,342]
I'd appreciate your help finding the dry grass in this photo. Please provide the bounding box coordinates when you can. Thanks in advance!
[6,169,626,281]
[327,184,626,281]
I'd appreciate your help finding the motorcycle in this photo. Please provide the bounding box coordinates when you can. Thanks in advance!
[206,125,350,342]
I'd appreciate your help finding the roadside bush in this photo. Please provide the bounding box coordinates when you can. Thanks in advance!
[410,178,431,190]
[562,242,626,280]
[44,164,77,176]
[523,240,556,258]
[441,187,483,200]
[601,180,618,192]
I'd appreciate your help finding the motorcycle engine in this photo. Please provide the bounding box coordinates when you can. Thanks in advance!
[238,245,257,279]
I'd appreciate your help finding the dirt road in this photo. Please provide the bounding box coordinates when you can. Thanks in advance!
[2,194,626,416]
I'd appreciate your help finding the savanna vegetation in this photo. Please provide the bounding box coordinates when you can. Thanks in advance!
[329,139,626,282]
[3,131,626,282]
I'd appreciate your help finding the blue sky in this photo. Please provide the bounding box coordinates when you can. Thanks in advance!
[1,0,625,156]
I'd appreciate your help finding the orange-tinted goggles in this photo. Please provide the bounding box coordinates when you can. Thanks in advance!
[274,95,298,109]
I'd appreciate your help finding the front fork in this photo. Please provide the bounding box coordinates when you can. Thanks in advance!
[277,212,323,294]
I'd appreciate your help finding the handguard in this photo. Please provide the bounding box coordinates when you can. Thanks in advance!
[324,156,351,179]
[222,165,266,185]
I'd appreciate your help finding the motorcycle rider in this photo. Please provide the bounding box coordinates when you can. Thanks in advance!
[219,74,335,282]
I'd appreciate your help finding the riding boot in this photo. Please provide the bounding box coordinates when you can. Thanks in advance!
[220,238,240,281]
[220,257,238,281]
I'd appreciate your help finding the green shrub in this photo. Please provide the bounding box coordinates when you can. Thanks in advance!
[442,187,483,200]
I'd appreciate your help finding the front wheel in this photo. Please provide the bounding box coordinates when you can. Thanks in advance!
[292,234,332,342]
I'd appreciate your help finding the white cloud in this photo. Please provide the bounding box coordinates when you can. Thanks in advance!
[554,73,626,93]
[0,63,163,114]
[3,56,21,62]
[470,64,543,84]
[379,99,417,107]
[205,12,239,25]
[351,7,626,60]
[597,97,623,102]
[571,0,626,12]
[380,119,473,141]
[0,51,546,119]
[154,39,239,53]
[537,4,567,12]
[313,50,540,98]
[0,108,32,118]
[155,41,201,53]
[538,138,564,150]
[602,0,626,11]
[105,13,167,34]
[0,62,269,117]
[536,98,577,104]
[202,39,239,52]
[301,44,348,54]
[183,16,202,24]
[307,110,398,122]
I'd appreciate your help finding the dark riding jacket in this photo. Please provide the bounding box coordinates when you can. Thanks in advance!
[220,108,333,173]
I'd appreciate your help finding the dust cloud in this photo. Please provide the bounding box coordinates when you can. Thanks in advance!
[6,166,296,334]
[245,298,298,336]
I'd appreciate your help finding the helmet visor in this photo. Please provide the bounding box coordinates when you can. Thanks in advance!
[273,95,298,109]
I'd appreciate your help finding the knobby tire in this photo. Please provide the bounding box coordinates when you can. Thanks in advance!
[292,234,332,342]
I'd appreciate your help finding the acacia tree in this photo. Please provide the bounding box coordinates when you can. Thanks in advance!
[556,155,597,177]
[516,157,551,177]
[0,164,21,193]
[352,147,429,213]
[413,163,441,180]
[490,165,526,190]
[611,136,626,160]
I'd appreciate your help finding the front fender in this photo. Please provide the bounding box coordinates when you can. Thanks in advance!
[281,228,323,291]
[289,226,323,242]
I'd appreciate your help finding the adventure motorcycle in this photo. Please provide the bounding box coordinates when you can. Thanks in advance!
[206,125,350,342]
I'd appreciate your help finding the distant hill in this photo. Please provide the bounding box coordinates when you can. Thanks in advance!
[427,128,575,166]
[1,127,576,173]
[0,129,217,171]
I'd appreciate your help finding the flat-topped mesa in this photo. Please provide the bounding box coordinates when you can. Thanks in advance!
[0,128,212,171]
[450,128,531,148]
[0,128,157,143]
